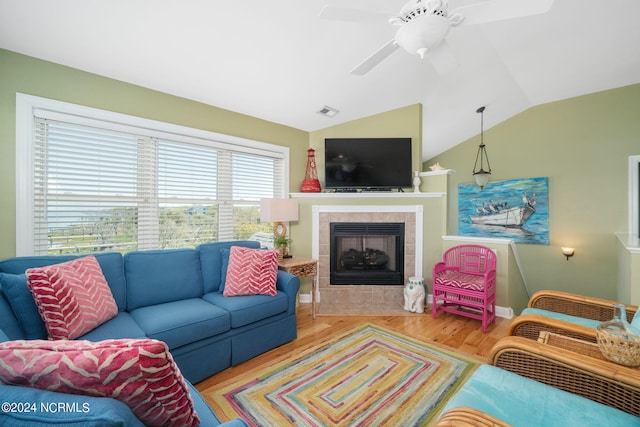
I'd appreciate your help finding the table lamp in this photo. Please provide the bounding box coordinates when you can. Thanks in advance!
[260,198,299,258]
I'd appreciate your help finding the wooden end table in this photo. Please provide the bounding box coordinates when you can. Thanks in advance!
[278,256,319,319]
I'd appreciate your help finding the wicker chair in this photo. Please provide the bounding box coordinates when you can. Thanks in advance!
[435,335,640,425]
[509,290,638,342]
[435,406,510,427]
[432,244,497,332]
[490,336,640,417]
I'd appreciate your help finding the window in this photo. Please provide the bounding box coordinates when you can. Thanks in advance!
[16,94,289,255]
[630,155,640,238]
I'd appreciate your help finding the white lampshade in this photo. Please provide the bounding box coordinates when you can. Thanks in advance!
[260,198,299,223]
[395,15,450,59]
[473,172,491,189]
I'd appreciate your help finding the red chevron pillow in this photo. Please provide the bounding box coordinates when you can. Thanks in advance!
[223,246,278,296]
[26,255,118,340]
[0,339,200,427]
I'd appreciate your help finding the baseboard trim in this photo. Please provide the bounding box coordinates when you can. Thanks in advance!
[298,293,514,319]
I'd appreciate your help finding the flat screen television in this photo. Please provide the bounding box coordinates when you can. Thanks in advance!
[324,138,412,190]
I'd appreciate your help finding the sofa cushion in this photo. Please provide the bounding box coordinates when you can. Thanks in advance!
[0,272,47,339]
[219,248,231,293]
[223,246,279,297]
[78,312,147,341]
[0,252,127,310]
[0,384,144,426]
[25,255,118,340]
[631,309,640,332]
[203,292,288,328]
[125,249,204,310]
[197,241,260,293]
[0,339,200,427]
[129,298,230,349]
[434,271,485,291]
[441,364,640,427]
[0,293,24,341]
[0,328,8,342]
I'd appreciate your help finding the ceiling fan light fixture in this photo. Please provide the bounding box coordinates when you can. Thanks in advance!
[394,14,450,57]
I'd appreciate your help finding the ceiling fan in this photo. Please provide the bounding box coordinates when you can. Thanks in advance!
[320,0,555,75]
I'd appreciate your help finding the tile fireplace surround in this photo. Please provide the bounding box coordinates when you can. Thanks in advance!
[312,205,423,315]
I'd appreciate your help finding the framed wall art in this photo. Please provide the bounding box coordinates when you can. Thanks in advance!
[458,177,549,245]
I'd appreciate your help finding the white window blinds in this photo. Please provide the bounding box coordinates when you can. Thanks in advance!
[20,95,287,255]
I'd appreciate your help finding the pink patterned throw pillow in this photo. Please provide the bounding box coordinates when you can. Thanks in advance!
[223,246,279,296]
[0,339,200,427]
[25,255,118,340]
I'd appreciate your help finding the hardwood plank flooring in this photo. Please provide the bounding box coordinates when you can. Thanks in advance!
[195,303,511,391]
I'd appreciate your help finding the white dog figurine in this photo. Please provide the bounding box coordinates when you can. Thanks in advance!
[404,277,426,314]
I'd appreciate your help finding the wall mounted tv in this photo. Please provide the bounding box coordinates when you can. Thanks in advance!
[324,138,412,191]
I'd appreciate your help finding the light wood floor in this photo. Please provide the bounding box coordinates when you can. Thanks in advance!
[196,303,512,391]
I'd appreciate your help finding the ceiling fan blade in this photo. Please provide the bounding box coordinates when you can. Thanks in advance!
[319,5,389,24]
[351,40,399,75]
[452,0,555,26]
[427,40,458,75]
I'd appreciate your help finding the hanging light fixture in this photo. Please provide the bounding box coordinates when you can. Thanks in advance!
[472,106,492,189]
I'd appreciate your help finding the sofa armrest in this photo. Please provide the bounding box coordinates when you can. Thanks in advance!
[489,336,640,417]
[508,313,598,342]
[434,406,511,427]
[528,290,637,322]
[276,270,300,315]
[0,384,144,426]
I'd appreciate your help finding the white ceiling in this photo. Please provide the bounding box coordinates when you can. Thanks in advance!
[1,0,639,161]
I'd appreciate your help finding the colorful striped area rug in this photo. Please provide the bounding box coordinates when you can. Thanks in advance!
[206,324,480,426]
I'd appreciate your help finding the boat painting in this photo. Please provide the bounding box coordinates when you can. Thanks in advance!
[470,204,535,227]
[459,177,549,245]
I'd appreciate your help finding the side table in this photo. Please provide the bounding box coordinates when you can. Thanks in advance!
[278,256,319,319]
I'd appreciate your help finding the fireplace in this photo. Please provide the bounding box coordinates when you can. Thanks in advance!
[312,205,422,314]
[330,222,405,285]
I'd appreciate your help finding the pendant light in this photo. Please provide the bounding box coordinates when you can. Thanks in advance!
[472,106,492,189]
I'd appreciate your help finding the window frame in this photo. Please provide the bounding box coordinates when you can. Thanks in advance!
[630,155,640,238]
[16,93,290,256]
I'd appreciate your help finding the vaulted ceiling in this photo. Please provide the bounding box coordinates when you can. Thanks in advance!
[1,0,639,160]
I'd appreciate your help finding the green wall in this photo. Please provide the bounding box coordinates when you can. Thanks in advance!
[427,84,640,301]
[308,103,423,186]
[289,104,424,294]
[0,49,308,259]
[3,48,638,304]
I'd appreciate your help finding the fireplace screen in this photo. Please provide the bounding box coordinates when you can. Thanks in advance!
[330,222,405,285]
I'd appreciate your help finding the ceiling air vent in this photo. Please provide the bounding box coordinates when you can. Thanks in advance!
[317,105,339,118]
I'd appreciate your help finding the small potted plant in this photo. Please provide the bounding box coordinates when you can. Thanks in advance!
[274,235,292,259]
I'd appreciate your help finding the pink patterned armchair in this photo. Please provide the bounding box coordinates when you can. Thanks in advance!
[432,244,497,332]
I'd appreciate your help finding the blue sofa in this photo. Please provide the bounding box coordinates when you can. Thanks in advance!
[0,240,300,426]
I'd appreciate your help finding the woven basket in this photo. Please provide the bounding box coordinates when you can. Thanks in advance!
[596,327,640,367]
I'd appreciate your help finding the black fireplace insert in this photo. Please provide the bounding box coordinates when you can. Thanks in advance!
[330,222,404,285]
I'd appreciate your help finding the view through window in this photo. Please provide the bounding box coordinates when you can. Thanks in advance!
[17,94,288,255]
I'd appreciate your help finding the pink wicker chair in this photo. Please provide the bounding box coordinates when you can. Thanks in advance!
[432,244,497,332]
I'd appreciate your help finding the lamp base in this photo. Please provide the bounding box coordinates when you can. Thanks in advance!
[273,221,287,238]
